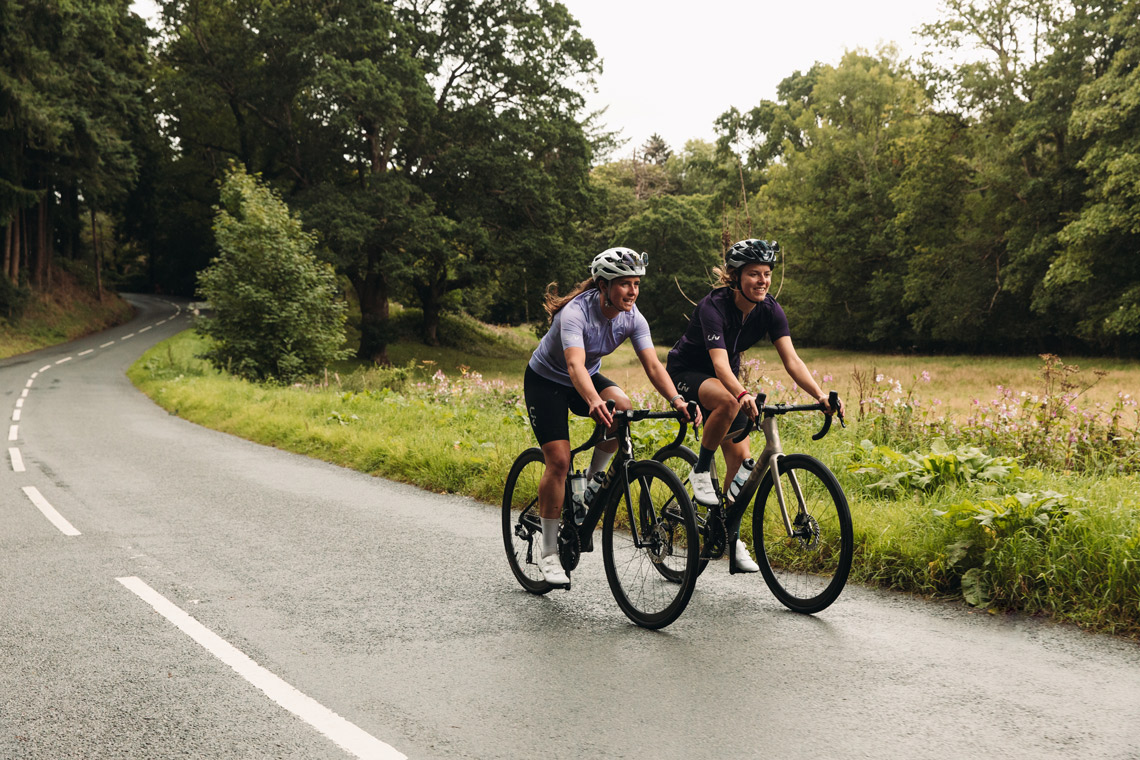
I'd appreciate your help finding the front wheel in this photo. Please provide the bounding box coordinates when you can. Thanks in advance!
[603,460,699,629]
[752,454,852,613]
[502,448,552,595]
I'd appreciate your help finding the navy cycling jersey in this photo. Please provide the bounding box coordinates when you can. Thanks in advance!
[666,287,790,376]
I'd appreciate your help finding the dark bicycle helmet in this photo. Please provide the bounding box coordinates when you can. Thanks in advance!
[726,239,779,269]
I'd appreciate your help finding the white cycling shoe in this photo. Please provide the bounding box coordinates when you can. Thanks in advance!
[733,539,760,573]
[688,469,719,507]
[536,547,569,586]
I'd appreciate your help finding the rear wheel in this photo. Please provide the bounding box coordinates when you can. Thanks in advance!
[603,460,699,629]
[502,448,552,595]
[752,454,852,613]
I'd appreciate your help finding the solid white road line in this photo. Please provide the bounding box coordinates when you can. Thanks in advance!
[20,486,81,536]
[55,356,72,364]
[101,341,115,348]
[79,349,94,356]
[116,577,406,760]
[9,447,24,472]
[7,425,16,441]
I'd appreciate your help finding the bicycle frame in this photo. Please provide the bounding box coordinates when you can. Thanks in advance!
[567,406,692,551]
[722,390,844,540]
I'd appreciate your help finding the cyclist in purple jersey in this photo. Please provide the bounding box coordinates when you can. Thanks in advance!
[666,239,839,572]
[524,247,699,586]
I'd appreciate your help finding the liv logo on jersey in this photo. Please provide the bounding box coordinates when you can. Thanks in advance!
[706,333,721,342]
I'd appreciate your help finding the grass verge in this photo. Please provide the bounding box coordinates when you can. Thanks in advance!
[130,328,1140,638]
[0,271,134,359]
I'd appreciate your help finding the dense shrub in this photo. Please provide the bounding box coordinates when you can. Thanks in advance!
[196,164,348,383]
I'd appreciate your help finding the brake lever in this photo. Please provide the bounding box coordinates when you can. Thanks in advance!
[730,391,765,443]
[811,390,844,441]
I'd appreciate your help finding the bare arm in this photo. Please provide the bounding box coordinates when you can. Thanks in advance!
[563,346,613,427]
[773,335,836,412]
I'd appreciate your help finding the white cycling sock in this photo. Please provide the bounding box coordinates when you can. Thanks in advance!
[587,448,614,480]
[541,517,559,557]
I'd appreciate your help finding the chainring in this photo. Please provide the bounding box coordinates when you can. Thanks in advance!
[558,521,581,572]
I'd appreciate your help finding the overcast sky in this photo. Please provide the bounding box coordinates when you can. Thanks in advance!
[131,0,950,155]
[561,0,949,154]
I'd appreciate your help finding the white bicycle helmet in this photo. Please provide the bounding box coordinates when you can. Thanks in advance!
[590,247,648,281]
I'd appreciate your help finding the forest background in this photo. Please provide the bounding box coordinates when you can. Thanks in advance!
[3,0,1139,362]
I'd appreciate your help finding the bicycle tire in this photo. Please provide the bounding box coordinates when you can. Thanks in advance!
[751,453,853,613]
[502,447,553,595]
[602,460,699,629]
[651,445,714,579]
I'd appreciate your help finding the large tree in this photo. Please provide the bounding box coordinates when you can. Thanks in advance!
[156,0,599,361]
[1,0,150,294]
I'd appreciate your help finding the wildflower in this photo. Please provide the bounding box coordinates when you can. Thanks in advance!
[921,371,931,383]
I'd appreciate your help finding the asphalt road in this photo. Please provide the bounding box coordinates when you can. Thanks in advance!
[2,293,1139,759]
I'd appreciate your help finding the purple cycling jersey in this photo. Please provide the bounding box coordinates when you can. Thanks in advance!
[528,288,654,385]
[666,287,790,376]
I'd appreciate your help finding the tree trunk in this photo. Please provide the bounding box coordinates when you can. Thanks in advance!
[90,204,103,301]
[11,211,22,284]
[415,279,442,346]
[36,196,49,290]
[3,222,10,283]
[351,263,391,365]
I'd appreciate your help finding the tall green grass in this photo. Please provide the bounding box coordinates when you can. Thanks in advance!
[129,329,1140,637]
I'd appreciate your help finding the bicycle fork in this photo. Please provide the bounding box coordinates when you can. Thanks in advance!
[731,415,804,539]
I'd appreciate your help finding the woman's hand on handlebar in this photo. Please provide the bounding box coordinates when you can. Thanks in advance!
[739,391,760,422]
[672,397,702,426]
[588,396,614,428]
[818,392,842,417]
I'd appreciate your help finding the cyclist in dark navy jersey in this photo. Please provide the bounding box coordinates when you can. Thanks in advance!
[525,247,699,585]
[666,239,838,572]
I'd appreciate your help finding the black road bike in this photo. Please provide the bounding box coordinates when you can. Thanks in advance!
[652,391,853,614]
[503,403,701,629]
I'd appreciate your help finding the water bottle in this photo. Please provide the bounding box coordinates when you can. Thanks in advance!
[569,471,588,524]
[583,471,605,507]
[727,458,755,501]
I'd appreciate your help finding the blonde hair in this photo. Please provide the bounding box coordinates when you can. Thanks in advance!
[712,263,734,288]
[543,277,598,317]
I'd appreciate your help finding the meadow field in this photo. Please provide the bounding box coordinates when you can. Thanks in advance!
[129,325,1140,637]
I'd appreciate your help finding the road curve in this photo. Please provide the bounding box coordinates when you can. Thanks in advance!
[1,293,1138,759]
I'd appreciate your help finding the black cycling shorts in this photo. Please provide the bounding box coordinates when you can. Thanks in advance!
[668,366,748,435]
[524,365,618,446]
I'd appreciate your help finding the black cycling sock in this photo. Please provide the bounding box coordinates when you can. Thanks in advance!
[695,445,715,473]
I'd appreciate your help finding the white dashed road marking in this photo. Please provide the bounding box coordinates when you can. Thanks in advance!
[12,409,20,422]
[55,356,72,365]
[7,425,16,441]
[101,341,115,348]
[9,448,25,472]
[117,577,406,760]
[79,349,94,356]
[20,486,81,536]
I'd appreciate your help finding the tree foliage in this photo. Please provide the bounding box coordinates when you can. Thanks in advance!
[196,165,347,383]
